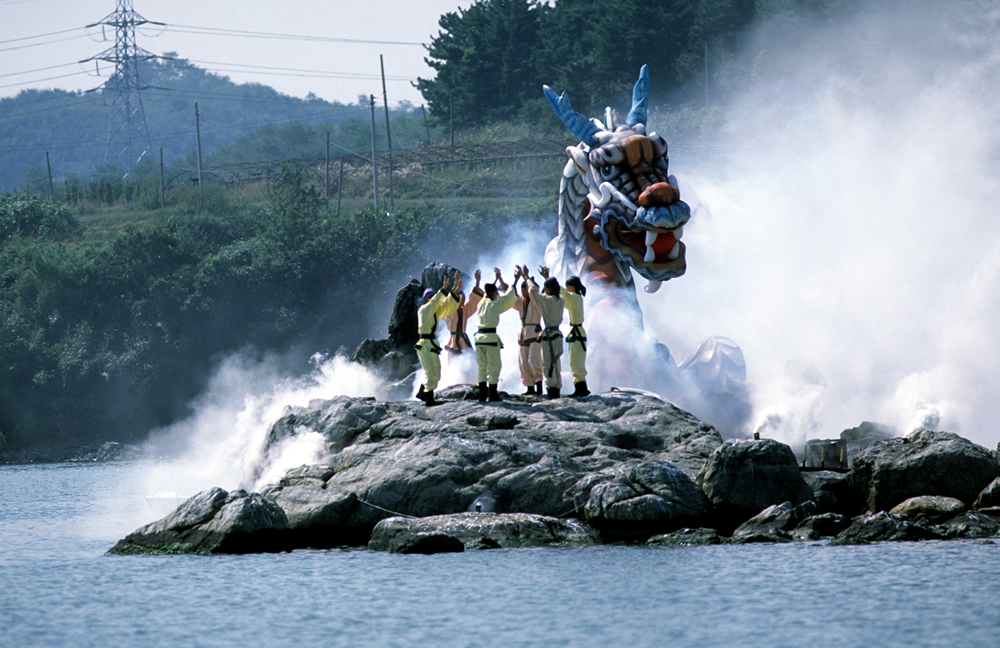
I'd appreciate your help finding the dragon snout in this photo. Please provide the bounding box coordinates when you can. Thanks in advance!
[638,182,678,208]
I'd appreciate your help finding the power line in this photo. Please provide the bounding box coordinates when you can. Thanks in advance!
[0,27,83,45]
[0,32,89,53]
[160,24,424,46]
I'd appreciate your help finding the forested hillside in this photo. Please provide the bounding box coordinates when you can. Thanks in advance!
[0,55,428,194]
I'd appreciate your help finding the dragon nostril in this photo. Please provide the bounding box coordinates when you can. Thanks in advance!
[637,182,678,208]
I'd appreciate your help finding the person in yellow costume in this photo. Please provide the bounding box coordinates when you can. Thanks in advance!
[415,270,463,406]
[473,267,517,402]
[560,273,589,397]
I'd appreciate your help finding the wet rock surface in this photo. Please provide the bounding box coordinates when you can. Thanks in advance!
[109,487,290,555]
[848,430,998,513]
[697,438,815,530]
[110,392,1000,553]
[368,512,600,552]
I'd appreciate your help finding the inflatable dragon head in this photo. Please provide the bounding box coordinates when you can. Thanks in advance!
[543,65,689,294]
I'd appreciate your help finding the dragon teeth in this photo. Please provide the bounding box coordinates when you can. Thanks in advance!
[644,231,657,263]
[667,240,681,260]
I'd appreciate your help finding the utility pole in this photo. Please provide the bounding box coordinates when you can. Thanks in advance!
[45,152,54,198]
[337,155,344,218]
[420,104,431,146]
[83,0,163,177]
[159,147,164,209]
[325,131,330,214]
[449,95,454,150]
[380,55,394,211]
[195,102,203,187]
[369,94,378,208]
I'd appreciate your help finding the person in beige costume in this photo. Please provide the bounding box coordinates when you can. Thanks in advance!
[444,269,484,356]
[514,274,543,395]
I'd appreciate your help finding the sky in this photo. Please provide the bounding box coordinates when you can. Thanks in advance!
[0,0,473,106]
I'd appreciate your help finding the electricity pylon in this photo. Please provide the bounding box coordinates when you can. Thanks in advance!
[83,0,163,176]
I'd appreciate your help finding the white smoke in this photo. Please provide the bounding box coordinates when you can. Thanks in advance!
[640,1,1000,448]
[141,352,387,496]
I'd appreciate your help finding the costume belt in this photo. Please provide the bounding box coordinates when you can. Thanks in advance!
[416,332,442,354]
[477,327,496,333]
[519,324,541,346]
[541,326,562,378]
[566,323,587,351]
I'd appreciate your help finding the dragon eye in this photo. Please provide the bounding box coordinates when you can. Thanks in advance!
[599,165,616,180]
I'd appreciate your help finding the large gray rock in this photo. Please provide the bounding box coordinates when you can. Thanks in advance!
[368,512,600,551]
[697,438,815,529]
[848,430,999,513]
[109,487,290,555]
[258,390,724,546]
[571,459,712,541]
[889,496,966,523]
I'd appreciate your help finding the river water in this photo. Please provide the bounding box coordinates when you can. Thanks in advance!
[2,460,999,648]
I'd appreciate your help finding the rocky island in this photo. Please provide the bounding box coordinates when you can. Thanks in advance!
[110,386,1000,555]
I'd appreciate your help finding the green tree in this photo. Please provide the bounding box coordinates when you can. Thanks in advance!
[416,0,547,128]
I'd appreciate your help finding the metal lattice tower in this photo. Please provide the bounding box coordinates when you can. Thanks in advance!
[85,0,162,176]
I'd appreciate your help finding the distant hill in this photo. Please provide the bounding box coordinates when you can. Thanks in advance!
[0,54,421,193]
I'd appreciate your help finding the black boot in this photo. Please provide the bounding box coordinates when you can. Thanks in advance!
[523,384,535,396]
[424,389,439,406]
[547,387,560,399]
[478,382,488,402]
[416,385,429,402]
[534,381,542,395]
[488,383,501,402]
[572,381,590,397]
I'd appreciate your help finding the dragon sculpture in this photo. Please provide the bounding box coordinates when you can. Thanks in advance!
[542,65,750,433]
[543,64,688,300]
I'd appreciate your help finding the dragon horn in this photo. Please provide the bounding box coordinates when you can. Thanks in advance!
[626,64,650,127]
[543,85,600,147]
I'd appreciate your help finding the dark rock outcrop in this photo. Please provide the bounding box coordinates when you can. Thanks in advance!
[934,511,1000,539]
[974,477,1000,509]
[109,487,290,555]
[829,511,944,545]
[368,512,600,551]
[791,513,851,540]
[802,470,861,515]
[731,500,816,543]
[350,263,466,382]
[848,430,998,513]
[647,527,727,545]
[697,438,815,530]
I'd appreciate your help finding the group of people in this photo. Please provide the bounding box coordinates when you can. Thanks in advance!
[414,265,589,406]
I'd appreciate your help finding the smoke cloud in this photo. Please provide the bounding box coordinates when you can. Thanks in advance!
[640,1,1000,449]
[141,352,387,495]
